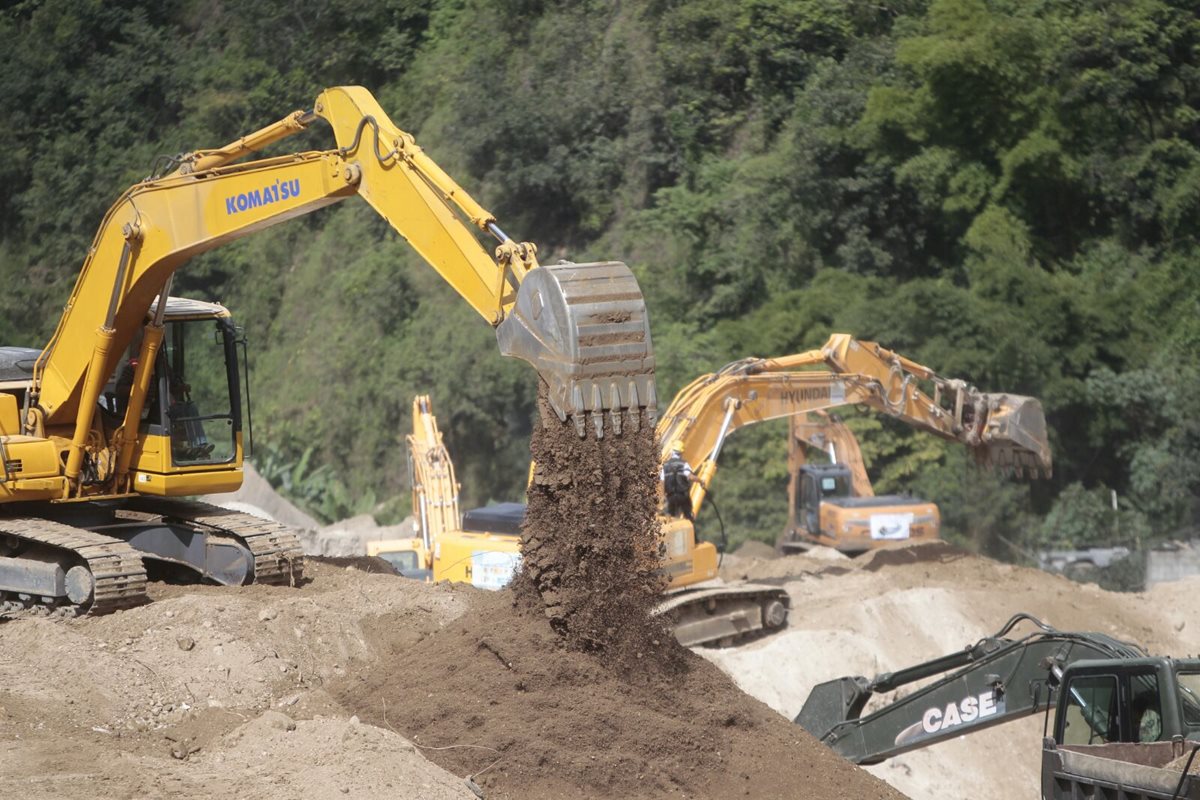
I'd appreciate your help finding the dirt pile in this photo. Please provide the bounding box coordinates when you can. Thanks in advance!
[334,587,905,800]
[700,541,1200,800]
[0,563,473,800]
[0,561,906,800]
[514,386,671,663]
[313,555,402,575]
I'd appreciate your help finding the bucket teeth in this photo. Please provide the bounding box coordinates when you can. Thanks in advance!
[609,386,623,436]
[496,261,657,439]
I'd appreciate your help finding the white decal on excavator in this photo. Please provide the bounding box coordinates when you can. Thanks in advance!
[870,512,913,540]
[777,380,846,406]
[922,690,998,732]
[894,690,1005,746]
[470,550,521,591]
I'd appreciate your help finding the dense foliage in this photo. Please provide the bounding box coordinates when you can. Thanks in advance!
[1,0,1197,561]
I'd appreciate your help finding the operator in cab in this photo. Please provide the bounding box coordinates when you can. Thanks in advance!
[661,441,701,521]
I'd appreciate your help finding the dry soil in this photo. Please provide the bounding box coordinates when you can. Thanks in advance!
[0,561,905,800]
[705,540,1200,800]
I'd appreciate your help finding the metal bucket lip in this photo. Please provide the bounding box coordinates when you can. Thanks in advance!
[496,261,657,437]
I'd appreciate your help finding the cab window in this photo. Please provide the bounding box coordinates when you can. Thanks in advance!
[1129,673,1164,743]
[799,474,818,511]
[378,550,419,574]
[162,320,237,466]
[1060,675,1119,745]
[820,474,851,498]
[1178,672,1200,730]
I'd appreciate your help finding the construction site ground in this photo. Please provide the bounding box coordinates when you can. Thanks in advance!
[709,541,1200,799]
[2,533,1195,799]
[0,560,901,800]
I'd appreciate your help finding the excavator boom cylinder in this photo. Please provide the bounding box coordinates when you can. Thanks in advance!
[497,261,657,437]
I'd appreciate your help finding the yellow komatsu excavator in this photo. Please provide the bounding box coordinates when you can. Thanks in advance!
[785,410,942,551]
[0,86,655,616]
[656,333,1052,570]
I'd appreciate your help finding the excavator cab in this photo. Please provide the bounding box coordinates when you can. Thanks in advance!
[114,298,246,490]
[1055,661,1200,746]
[796,464,854,534]
[159,314,240,466]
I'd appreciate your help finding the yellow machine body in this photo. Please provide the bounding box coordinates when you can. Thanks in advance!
[0,86,655,614]
[657,334,1052,556]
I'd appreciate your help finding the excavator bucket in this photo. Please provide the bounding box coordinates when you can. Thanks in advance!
[496,261,657,438]
[976,393,1052,477]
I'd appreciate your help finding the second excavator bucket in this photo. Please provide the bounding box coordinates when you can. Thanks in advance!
[975,393,1052,477]
[496,261,657,438]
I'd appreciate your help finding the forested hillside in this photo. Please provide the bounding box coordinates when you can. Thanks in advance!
[2,0,1197,563]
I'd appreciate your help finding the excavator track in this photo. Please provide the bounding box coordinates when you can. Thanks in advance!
[0,517,148,616]
[125,498,304,586]
[657,581,790,647]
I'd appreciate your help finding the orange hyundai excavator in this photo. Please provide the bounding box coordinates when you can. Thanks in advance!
[783,410,942,552]
[656,333,1051,565]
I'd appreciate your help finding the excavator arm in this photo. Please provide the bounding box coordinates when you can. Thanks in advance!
[407,395,462,557]
[656,333,1052,520]
[788,411,874,497]
[795,614,1145,765]
[31,86,655,495]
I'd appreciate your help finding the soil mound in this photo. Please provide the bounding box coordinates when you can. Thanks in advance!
[732,540,778,560]
[334,588,906,800]
[313,555,402,575]
[0,562,473,800]
[514,386,672,665]
[855,539,968,571]
[701,547,1200,800]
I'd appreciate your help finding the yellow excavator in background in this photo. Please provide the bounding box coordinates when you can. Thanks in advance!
[657,333,1052,565]
[367,396,521,588]
[0,86,656,616]
[784,410,941,551]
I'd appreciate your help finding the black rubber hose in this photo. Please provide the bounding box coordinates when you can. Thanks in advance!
[701,493,729,569]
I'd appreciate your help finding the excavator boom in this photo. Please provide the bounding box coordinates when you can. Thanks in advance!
[33,86,654,452]
[1,85,654,617]
[816,334,1050,477]
[317,87,656,436]
[795,614,1145,765]
[658,333,1053,524]
[789,411,874,497]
